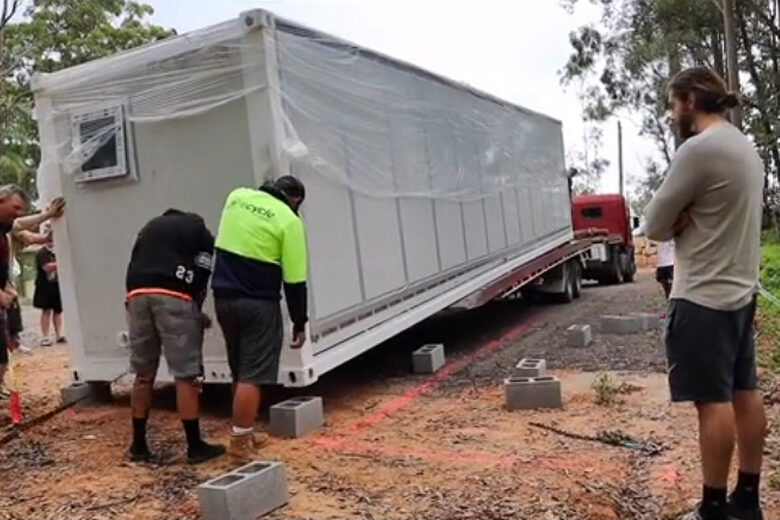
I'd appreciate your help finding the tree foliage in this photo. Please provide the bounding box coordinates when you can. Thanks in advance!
[0,0,173,196]
[567,123,610,195]
[560,0,780,218]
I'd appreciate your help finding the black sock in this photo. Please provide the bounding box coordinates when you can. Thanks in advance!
[701,486,727,517]
[182,419,203,451]
[731,471,760,509]
[132,417,148,451]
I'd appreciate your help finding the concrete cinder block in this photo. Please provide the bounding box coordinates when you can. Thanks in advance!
[631,312,663,331]
[198,461,289,520]
[600,315,643,335]
[505,376,563,410]
[269,396,324,438]
[512,358,547,378]
[412,343,446,374]
[60,382,113,408]
[566,324,592,348]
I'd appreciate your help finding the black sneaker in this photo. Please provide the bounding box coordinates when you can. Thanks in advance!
[187,441,226,464]
[727,499,763,520]
[680,504,727,520]
[127,444,154,462]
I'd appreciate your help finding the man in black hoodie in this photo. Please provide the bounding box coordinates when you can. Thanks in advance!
[125,209,225,464]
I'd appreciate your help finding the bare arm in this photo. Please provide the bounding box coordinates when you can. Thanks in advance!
[43,261,57,274]
[12,196,65,233]
[14,229,47,246]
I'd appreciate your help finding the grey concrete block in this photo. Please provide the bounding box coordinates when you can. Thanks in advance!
[412,343,445,374]
[198,461,289,520]
[505,376,563,410]
[60,382,112,408]
[566,324,592,348]
[269,396,324,438]
[512,358,547,378]
[631,312,663,331]
[600,315,643,335]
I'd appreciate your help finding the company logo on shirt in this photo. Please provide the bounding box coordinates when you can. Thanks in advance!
[228,199,276,220]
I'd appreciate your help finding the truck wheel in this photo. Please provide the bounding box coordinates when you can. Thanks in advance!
[557,272,575,303]
[572,262,583,299]
[610,254,624,285]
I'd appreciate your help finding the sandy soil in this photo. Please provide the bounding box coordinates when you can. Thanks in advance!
[1,272,778,520]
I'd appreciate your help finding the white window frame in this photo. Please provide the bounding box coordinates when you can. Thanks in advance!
[69,102,130,182]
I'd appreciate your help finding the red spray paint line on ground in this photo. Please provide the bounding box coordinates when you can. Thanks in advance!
[328,311,543,439]
[312,436,585,473]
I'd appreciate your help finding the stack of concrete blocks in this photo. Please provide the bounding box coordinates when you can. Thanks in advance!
[505,375,563,410]
[269,396,324,438]
[566,324,592,348]
[198,461,289,520]
[412,343,446,374]
[600,314,644,335]
[512,358,546,378]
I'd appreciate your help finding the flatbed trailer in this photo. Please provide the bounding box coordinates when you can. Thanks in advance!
[451,229,620,310]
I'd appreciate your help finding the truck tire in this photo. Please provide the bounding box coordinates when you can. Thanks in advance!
[571,261,583,299]
[609,251,624,285]
[557,268,575,304]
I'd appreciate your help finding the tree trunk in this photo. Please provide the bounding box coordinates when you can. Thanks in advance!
[736,0,780,207]
[711,29,726,77]
[724,0,744,128]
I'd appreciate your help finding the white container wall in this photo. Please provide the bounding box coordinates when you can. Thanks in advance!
[33,10,571,387]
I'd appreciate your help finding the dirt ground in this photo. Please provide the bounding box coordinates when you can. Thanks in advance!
[1,271,779,520]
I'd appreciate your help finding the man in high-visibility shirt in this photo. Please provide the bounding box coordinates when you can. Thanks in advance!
[212,176,308,460]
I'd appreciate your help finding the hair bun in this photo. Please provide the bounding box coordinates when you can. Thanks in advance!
[721,92,740,109]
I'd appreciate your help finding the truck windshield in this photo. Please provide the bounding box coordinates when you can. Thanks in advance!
[581,207,603,219]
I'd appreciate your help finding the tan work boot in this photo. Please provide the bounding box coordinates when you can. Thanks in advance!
[228,431,269,463]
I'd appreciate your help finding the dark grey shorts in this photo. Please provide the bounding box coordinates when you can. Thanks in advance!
[127,294,204,379]
[665,297,758,403]
[215,297,282,386]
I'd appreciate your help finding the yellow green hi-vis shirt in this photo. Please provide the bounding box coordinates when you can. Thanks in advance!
[212,187,308,330]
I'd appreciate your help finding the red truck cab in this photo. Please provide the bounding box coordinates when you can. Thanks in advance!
[570,194,637,284]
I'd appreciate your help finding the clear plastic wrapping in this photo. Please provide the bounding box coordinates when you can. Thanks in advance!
[33,11,568,204]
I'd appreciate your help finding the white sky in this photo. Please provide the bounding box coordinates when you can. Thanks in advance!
[144,0,659,193]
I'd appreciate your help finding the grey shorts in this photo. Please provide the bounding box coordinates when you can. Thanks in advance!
[214,297,282,386]
[127,294,204,379]
[665,297,758,403]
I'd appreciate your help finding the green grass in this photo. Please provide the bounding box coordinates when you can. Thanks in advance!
[758,234,780,374]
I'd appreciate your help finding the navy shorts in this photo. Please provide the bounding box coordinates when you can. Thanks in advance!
[665,297,757,403]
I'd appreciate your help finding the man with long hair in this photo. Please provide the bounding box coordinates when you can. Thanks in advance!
[645,67,765,520]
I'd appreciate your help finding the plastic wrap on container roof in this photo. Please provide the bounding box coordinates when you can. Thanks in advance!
[33,11,566,203]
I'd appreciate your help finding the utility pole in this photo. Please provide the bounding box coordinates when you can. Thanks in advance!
[617,120,624,196]
[723,0,743,128]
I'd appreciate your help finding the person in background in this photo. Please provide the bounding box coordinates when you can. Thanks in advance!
[125,208,225,464]
[211,176,308,461]
[655,239,675,300]
[0,186,56,399]
[8,195,66,353]
[644,67,765,520]
[33,226,64,347]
